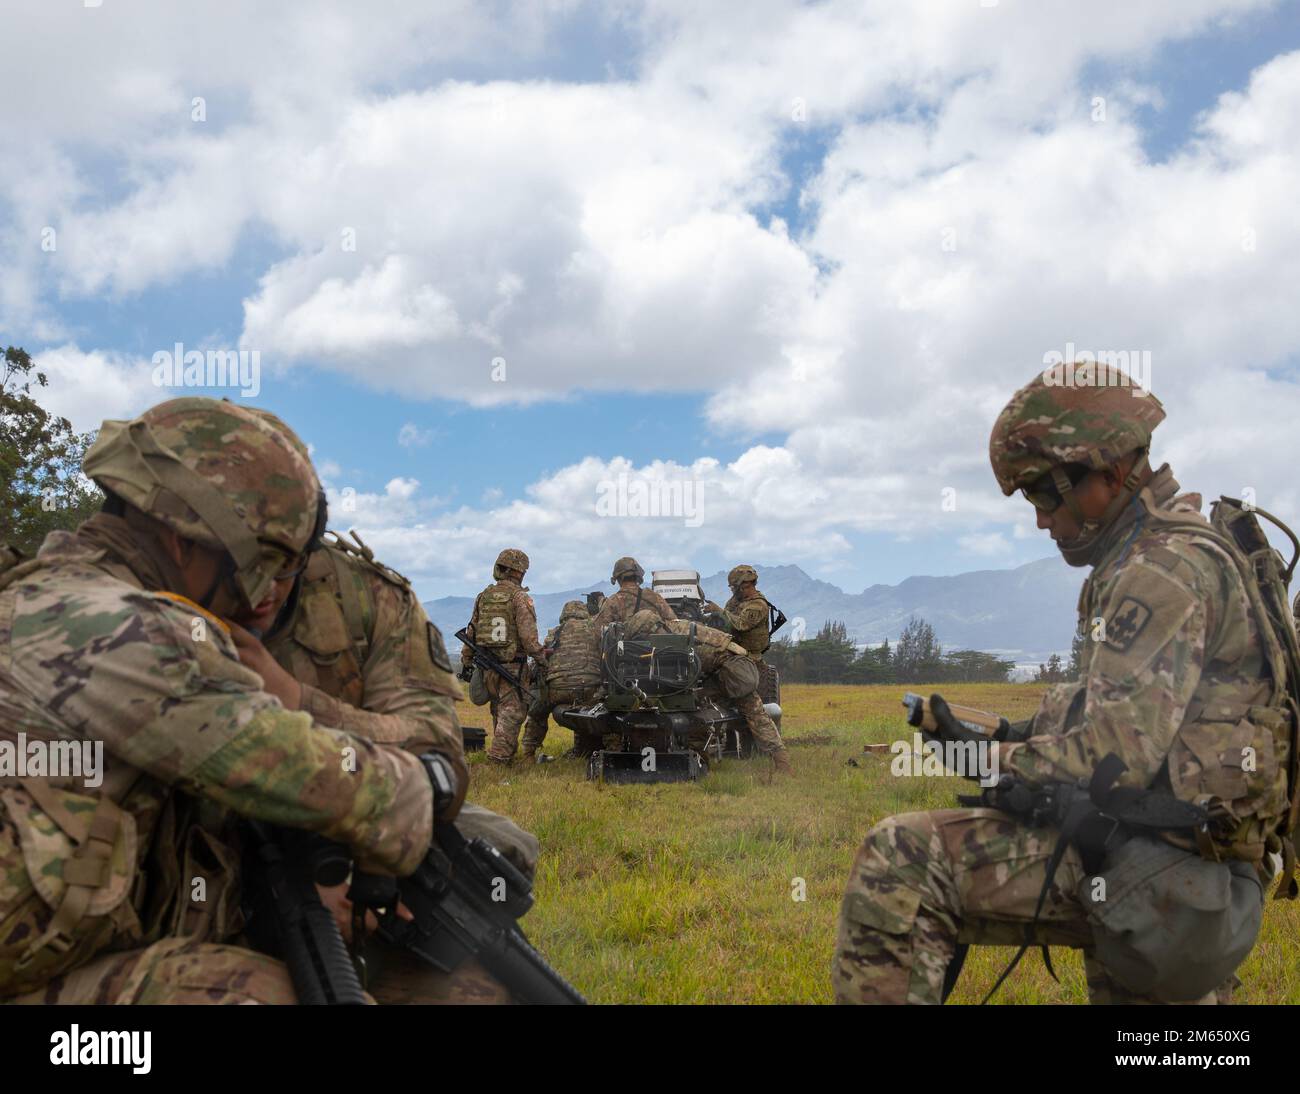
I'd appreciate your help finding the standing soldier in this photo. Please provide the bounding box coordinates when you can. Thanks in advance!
[461,548,546,764]
[592,556,676,630]
[625,610,793,775]
[0,398,455,1003]
[522,599,605,759]
[706,564,777,699]
[833,366,1296,1005]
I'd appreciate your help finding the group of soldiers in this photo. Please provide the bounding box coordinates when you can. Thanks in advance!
[457,553,793,774]
[0,360,1295,1006]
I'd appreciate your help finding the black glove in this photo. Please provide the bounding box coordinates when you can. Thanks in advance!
[927,693,1011,744]
[457,663,474,683]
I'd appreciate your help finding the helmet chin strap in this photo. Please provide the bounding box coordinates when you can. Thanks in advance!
[1056,452,1153,567]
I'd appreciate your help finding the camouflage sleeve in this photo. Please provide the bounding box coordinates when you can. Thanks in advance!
[513,588,544,657]
[716,597,765,633]
[999,549,1219,789]
[655,591,677,621]
[299,576,469,775]
[33,592,434,876]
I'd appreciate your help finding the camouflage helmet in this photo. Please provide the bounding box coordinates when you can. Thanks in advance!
[989,366,1166,496]
[494,547,530,580]
[624,608,665,640]
[82,397,323,611]
[559,599,588,623]
[611,556,644,585]
[727,564,758,588]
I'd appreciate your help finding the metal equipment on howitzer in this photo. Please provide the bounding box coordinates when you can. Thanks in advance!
[242,815,585,1005]
[553,619,777,783]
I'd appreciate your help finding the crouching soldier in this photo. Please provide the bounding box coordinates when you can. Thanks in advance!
[523,600,606,760]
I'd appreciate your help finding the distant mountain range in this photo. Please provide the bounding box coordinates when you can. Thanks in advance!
[423,556,1085,667]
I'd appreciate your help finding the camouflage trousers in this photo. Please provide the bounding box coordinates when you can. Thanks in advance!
[523,687,602,756]
[832,808,1226,1005]
[485,674,530,763]
[4,936,511,1005]
[699,681,784,756]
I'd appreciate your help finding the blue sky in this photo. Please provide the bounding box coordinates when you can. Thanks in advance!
[7,1,1300,604]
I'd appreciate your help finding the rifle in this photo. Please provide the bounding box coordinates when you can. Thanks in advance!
[455,626,537,702]
[241,821,368,1005]
[352,823,587,1005]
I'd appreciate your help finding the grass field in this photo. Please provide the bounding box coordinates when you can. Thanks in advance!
[459,682,1300,1004]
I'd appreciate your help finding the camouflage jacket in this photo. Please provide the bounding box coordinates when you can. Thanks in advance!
[594,585,676,630]
[461,579,543,665]
[0,516,436,994]
[718,591,771,658]
[662,619,747,675]
[999,466,1288,855]
[264,538,466,762]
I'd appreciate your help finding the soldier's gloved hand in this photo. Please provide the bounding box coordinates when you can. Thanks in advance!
[927,694,1011,745]
[1003,715,1034,743]
[457,663,474,683]
[420,753,461,818]
[702,601,722,614]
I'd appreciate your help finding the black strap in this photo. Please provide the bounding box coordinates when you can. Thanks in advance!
[633,587,642,614]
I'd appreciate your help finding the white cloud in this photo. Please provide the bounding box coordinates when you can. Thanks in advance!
[8,1,1300,587]
[25,344,161,431]
[397,422,435,448]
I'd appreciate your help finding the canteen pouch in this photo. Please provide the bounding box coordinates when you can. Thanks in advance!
[0,783,138,996]
[1078,834,1262,1002]
[468,665,491,706]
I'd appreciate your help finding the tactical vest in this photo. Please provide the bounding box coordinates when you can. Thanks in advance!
[726,592,771,657]
[1072,496,1299,878]
[473,582,522,661]
[0,547,240,996]
[547,617,602,692]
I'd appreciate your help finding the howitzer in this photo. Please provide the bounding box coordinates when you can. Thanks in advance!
[241,821,368,1005]
[455,626,537,702]
[353,823,587,1005]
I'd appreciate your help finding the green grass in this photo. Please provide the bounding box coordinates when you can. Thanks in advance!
[460,683,1300,1004]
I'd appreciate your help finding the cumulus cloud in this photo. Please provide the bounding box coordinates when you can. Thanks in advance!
[7,0,1300,590]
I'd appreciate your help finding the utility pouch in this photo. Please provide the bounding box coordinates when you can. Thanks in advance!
[468,665,491,706]
[0,781,139,996]
[1079,834,1262,1002]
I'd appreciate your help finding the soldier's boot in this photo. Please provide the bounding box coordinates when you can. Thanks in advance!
[770,747,793,776]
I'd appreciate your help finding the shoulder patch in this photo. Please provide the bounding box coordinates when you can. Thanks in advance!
[426,621,452,672]
[1104,596,1151,653]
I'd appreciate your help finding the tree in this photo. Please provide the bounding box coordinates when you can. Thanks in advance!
[1067,631,1085,677]
[1,345,102,555]
[893,615,943,682]
[1035,652,1066,683]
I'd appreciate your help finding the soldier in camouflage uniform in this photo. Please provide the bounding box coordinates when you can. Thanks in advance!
[706,564,777,699]
[460,549,546,764]
[625,610,792,774]
[225,530,537,1004]
[592,557,676,631]
[523,600,605,759]
[249,530,540,875]
[833,367,1293,1005]
[0,398,459,1004]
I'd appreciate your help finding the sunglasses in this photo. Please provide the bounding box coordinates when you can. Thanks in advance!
[1020,464,1092,513]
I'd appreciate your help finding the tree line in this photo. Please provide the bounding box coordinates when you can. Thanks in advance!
[766,616,1019,684]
